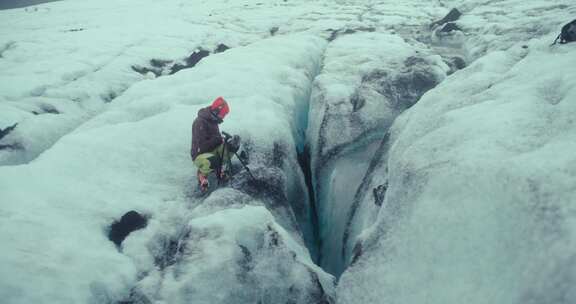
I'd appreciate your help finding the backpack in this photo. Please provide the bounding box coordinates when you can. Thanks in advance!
[552,19,576,45]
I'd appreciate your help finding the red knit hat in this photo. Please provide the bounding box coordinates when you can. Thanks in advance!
[210,96,229,119]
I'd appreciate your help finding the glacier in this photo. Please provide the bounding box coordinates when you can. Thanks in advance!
[1,0,575,303]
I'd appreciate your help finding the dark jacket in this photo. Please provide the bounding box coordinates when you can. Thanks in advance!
[191,107,222,160]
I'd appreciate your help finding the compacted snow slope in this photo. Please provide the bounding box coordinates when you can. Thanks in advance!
[1,0,576,303]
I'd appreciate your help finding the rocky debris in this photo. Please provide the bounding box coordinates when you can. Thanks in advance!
[170,49,210,74]
[0,123,22,150]
[443,56,467,74]
[132,44,231,78]
[108,211,148,247]
[326,27,376,42]
[372,183,387,206]
[430,8,462,29]
[439,22,462,33]
[552,19,576,44]
[214,43,230,53]
[270,26,279,36]
[31,103,60,115]
[0,123,18,141]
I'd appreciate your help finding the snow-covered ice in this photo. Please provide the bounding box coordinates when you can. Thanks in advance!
[1,0,576,303]
[1,0,335,301]
[336,1,576,304]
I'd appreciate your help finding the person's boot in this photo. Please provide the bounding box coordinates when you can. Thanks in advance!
[197,171,209,192]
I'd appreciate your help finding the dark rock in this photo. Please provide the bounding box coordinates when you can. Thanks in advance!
[345,27,375,34]
[0,123,18,141]
[149,58,172,68]
[185,49,210,66]
[38,104,60,114]
[168,64,186,74]
[102,91,118,103]
[554,19,576,44]
[170,49,210,74]
[65,28,85,32]
[131,65,160,77]
[214,43,230,53]
[0,123,21,151]
[327,29,339,42]
[444,56,466,74]
[327,27,376,42]
[372,183,387,206]
[269,26,279,36]
[431,8,462,29]
[439,22,461,33]
[108,211,147,247]
[134,47,216,78]
[131,65,147,75]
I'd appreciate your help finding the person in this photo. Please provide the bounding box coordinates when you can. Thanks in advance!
[190,97,240,192]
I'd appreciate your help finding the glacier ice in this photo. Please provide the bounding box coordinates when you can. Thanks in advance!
[1,0,576,303]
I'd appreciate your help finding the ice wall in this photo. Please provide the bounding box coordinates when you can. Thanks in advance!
[307,32,448,276]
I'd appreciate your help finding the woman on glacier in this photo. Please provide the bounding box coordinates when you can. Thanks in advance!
[190,97,240,192]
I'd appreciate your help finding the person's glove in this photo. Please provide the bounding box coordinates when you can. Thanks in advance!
[226,135,241,153]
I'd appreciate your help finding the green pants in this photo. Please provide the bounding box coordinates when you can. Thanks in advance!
[193,144,233,175]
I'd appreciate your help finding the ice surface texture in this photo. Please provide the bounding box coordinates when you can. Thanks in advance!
[1,0,576,303]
